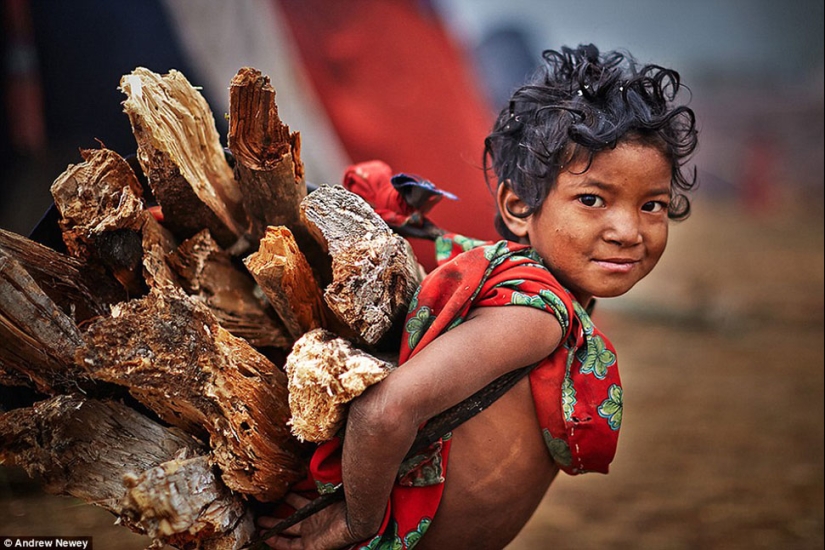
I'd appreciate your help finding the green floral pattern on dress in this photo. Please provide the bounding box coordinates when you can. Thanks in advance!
[570,301,616,380]
[361,521,402,550]
[598,384,623,431]
[397,443,445,486]
[539,289,570,332]
[360,517,432,550]
[510,290,548,309]
[314,481,340,495]
[543,428,572,467]
[435,234,489,263]
[577,333,616,380]
[561,375,576,422]
[405,306,434,351]
[403,518,432,548]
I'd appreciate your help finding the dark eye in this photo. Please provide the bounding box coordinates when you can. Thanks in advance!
[578,194,605,207]
[642,201,668,213]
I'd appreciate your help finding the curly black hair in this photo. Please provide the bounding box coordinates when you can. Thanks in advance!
[483,44,698,240]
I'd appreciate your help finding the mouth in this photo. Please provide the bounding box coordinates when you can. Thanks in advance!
[592,258,640,273]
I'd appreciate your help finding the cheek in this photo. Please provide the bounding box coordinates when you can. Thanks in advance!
[646,223,669,263]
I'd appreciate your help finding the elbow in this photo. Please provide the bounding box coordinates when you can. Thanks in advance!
[347,384,418,441]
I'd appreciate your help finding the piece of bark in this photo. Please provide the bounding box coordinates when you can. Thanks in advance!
[79,286,305,501]
[0,395,252,549]
[0,250,87,394]
[50,147,147,294]
[0,228,125,323]
[300,185,421,345]
[243,226,326,341]
[285,328,395,442]
[168,229,291,349]
[140,212,181,291]
[120,67,247,249]
[227,67,305,242]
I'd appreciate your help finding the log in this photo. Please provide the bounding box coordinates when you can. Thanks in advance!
[50,147,147,295]
[0,228,125,323]
[243,226,326,341]
[168,229,291,349]
[140,212,181,291]
[120,67,248,249]
[121,455,255,550]
[0,250,87,394]
[0,395,253,549]
[300,184,421,345]
[78,286,305,501]
[285,328,394,442]
[227,67,329,282]
[227,67,305,242]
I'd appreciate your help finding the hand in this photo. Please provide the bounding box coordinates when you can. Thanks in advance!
[257,493,361,550]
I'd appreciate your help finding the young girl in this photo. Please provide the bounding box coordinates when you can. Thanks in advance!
[261,43,698,550]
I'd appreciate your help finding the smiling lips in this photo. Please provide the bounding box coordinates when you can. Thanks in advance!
[593,258,640,273]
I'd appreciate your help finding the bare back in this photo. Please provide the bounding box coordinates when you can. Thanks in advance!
[416,377,559,550]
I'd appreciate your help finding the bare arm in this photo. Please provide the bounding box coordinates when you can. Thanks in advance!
[343,304,563,539]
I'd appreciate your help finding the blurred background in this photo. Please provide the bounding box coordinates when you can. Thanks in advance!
[1,0,822,548]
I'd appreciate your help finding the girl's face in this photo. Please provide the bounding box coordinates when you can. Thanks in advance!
[499,142,672,305]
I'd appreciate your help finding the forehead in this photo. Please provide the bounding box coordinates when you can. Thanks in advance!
[562,142,672,190]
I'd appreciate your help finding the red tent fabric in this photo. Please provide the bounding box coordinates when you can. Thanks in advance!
[276,0,499,270]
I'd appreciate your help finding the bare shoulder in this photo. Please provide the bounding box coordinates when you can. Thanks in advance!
[416,377,559,550]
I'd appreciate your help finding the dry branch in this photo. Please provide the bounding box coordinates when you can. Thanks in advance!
[300,185,421,345]
[228,67,305,242]
[243,226,326,341]
[0,395,253,549]
[120,67,247,249]
[50,147,147,294]
[0,250,87,394]
[121,455,255,549]
[78,286,305,501]
[140,212,181,291]
[0,228,125,323]
[168,229,291,349]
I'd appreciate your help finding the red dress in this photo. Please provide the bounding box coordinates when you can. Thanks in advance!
[310,236,623,549]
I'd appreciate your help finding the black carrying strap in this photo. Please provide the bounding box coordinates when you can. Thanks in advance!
[245,362,538,548]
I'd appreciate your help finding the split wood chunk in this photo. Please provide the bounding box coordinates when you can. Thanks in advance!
[50,147,145,263]
[285,328,395,442]
[300,185,421,345]
[0,395,201,513]
[228,67,305,242]
[120,67,247,249]
[169,229,291,349]
[140,212,181,291]
[243,226,326,341]
[0,250,87,394]
[0,395,252,549]
[0,228,125,323]
[121,455,255,550]
[78,286,305,501]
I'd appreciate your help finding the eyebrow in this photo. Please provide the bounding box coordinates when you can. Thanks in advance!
[573,179,671,197]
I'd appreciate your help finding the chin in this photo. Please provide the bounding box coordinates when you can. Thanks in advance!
[591,284,638,299]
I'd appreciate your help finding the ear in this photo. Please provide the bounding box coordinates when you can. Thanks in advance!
[496,181,531,241]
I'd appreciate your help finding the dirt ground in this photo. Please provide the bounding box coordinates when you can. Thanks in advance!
[1,196,823,549]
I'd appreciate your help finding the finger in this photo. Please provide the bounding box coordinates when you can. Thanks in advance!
[283,492,313,509]
[257,516,278,529]
[280,522,303,538]
[264,534,303,550]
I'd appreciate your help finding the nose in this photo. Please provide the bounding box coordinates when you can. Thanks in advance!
[603,208,642,246]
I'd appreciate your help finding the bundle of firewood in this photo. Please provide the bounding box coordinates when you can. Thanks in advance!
[0,67,422,549]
